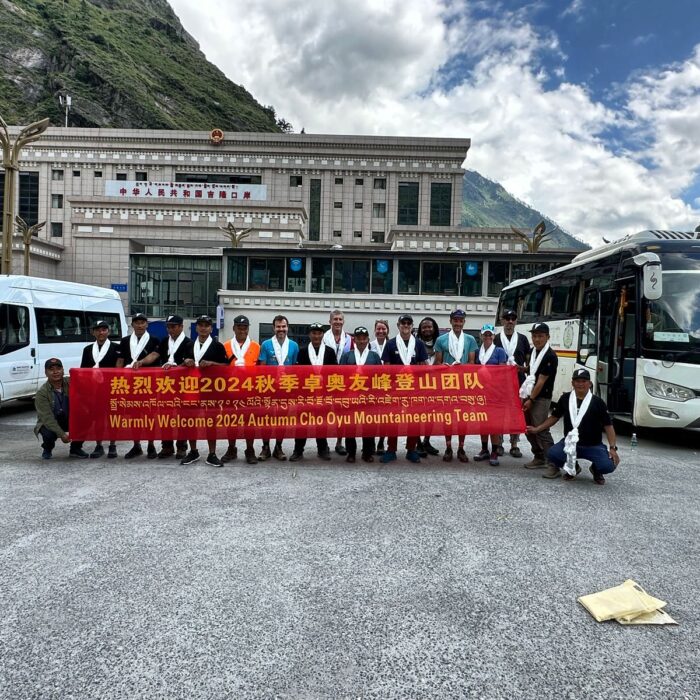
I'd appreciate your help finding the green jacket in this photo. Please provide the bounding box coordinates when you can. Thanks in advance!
[34,377,70,439]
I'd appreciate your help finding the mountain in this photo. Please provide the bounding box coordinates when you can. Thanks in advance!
[462,170,588,251]
[0,0,280,131]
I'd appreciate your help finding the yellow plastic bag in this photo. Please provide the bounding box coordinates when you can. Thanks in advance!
[578,579,666,622]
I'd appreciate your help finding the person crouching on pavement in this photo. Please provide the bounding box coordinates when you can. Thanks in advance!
[34,358,88,459]
[340,326,382,463]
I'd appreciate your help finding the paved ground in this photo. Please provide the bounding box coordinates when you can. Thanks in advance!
[1,403,699,699]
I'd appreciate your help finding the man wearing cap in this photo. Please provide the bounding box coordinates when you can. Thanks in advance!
[258,314,300,461]
[474,324,509,466]
[521,322,559,470]
[116,313,161,460]
[323,309,353,456]
[527,368,620,484]
[434,309,477,463]
[380,315,429,463]
[222,315,260,465]
[495,309,531,458]
[76,320,121,458]
[340,327,382,463]
[176,315,229,467]
[34,358,88,459]
[290,322,337,462]
[146,314,194,459]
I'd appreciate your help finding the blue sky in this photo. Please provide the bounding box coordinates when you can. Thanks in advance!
[171,0,700,244]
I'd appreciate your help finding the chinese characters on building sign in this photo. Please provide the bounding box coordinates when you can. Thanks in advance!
[104,181,267,201]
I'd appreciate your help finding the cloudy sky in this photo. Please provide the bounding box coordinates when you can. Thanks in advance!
[169,0,700,245]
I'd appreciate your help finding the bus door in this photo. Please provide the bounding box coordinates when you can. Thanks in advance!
[0,302,38,402]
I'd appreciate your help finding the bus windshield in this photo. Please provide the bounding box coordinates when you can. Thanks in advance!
[642,252,700,360]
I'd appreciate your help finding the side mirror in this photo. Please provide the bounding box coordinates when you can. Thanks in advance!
[643,261,662,300]
[579,348,590,361]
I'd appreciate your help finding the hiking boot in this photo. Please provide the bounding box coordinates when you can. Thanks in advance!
[318,449,331,460]
[416,441,428,458]
[175,449,187,460]
[69,447,89,459]
[524,457,546,469]
[380,451,397,463]
[272,445,287,461]
[589,466,606,485]
[509,445,523,458]
[206,453,223,467]
[423,439,440,456]
[244,449,258,465]
[289,451,304,462]
[90,445,105,459]
[42,449,52,460]
[406,450,421,463]
[124,445,143,460]
[157,446,175,459]
[489,450,500,467]
[221,447,238,463]
[457,448,469,463]
[147,444,158,460]
[335,443,347,456]
[258,445,272,462]
[542,464,561,479]
[180,450,200,465]
[496,445,505,457]
[443,448,453,462]
[107,444,118,459]
[474,449,490,462]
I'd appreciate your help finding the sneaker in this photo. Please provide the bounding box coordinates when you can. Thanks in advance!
[473,449,490,462]
[206,453,223,467]
[542,464,561,479]
[69,448,89,459]
[318,449,331,461]
[221,448,238,463]
[42,449,52,460]
[175,450,187,460]
[107,444,118,459]
[496,445,505,457]
[180,450,200,465]
[346,454,356,463]
[272,445,287,461]
[589,466,606,485]
[563,463,583,480]
[524,457,546,469]
[157,447,175,459]
[457,448,469,463]
[406,450,421,463]
[124,445,143,460]
[423,440,440,456]
[335,443,348,456]
[489,451,500,467]
[509,445,523,458]
[380,451,397,463]
[289,451,304,462]
[258,445,272,461]
[244,449,258,465]
[147,444,158,460]
[90,445,105,459]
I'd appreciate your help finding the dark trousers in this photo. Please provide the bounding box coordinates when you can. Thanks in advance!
[347,437,375,457]
[40,415,70,452]
[387,436,418,452]
[162,440,188,451]
[525,398,553,459]
[294,438,329,454]
[548,440,617,474]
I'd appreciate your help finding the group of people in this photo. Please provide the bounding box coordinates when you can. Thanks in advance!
[34,307,620,484]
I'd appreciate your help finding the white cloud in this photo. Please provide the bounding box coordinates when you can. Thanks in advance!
[169,0,700,245]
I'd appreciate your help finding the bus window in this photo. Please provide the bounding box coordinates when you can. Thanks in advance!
[0,304,31,354]
[497,288,519,319]
[550,282,577,316]
[84,312,123,341]
[519,285,545,323]
[36,308,83,343]
[579,292,597,363]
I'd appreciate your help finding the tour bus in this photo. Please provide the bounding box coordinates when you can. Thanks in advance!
[496,230,700,430]
[0,276,126,406]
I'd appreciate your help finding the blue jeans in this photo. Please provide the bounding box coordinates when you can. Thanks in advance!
[548,439,616,474]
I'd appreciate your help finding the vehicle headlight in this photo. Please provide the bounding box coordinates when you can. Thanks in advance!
[643,376,696,402]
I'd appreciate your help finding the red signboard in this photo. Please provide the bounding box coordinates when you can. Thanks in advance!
[69,365,525,441]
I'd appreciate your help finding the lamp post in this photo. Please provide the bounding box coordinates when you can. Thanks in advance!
[0,115,50,275]
[15,216,46,276]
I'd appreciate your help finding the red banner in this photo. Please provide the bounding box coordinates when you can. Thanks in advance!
[69,365,525,441]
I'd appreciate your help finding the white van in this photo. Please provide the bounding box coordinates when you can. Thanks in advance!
[0,275,127,405]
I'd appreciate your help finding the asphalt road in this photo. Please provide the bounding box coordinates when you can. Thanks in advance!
[1,403,698,699]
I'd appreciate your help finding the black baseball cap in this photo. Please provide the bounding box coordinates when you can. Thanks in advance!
[354,326,369,336]
[501,309,518,319]
[309,322,324,331]
[398,314,413,324]
[450,308,466,319]
[572,368,591,380]
[92,320,109,329]
[531,322,550,334]
[132,312,148,322]
[233,315,250,326]
[45,358,63,369]
[196,315,213,326]
[166,314,184,325]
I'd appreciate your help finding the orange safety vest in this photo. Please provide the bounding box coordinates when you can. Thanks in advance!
[223,338,260,366]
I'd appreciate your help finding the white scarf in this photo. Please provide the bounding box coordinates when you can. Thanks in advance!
[307,343,325,366]
[167,331,186,365]
[563,391,593,476]
[448,331,465,365]
[520,342,551,399]
[500,331,520,367]
[92,339,111,367]
[397,335,415,365]
[324,329,347,362]
[371,338,386,362]
[193,336,213,366]
[230,337,251,366]
[271,335,290,365]
[354,346,370,366]
[127,332,150,368]
[479,343,496,365]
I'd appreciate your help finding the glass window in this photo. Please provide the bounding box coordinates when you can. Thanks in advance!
[374,178,386,189]
[309,179,321,241]
[550,282,577,315]
[334,201,343,209]
[116,173,127,180]
[355,178,364,185]
[290,175,303,187]
[51,169,64,181]
[35,308,83,344]
[335,177,344,185]
[135,171,148,181]
[332,230,342,238]
[398,260,420,294]
[311,258,332,293]
[511,262,552,281]
[463,261,483,297]
[51,223,63,238]
[73,170,81,178]
[371,231,385,243]
[334,259,370,293]
[249,258,284,291]
[354,202,363,209]
[51,194,63,209]
[0,304,30,353]
[422,262,459,295]
[397,182,419,225]
[487,261,510,297]
[371,259,393,294]
[287,257,306,292]
[94,171,102,178]
[372,203,386,218]
[227,256,246,290]
[520,285,546,322]
[430,182,452,226]
[353,231,362,239]
[18,173,39,225]
[84,312,123,340]
[179,257,194,269]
